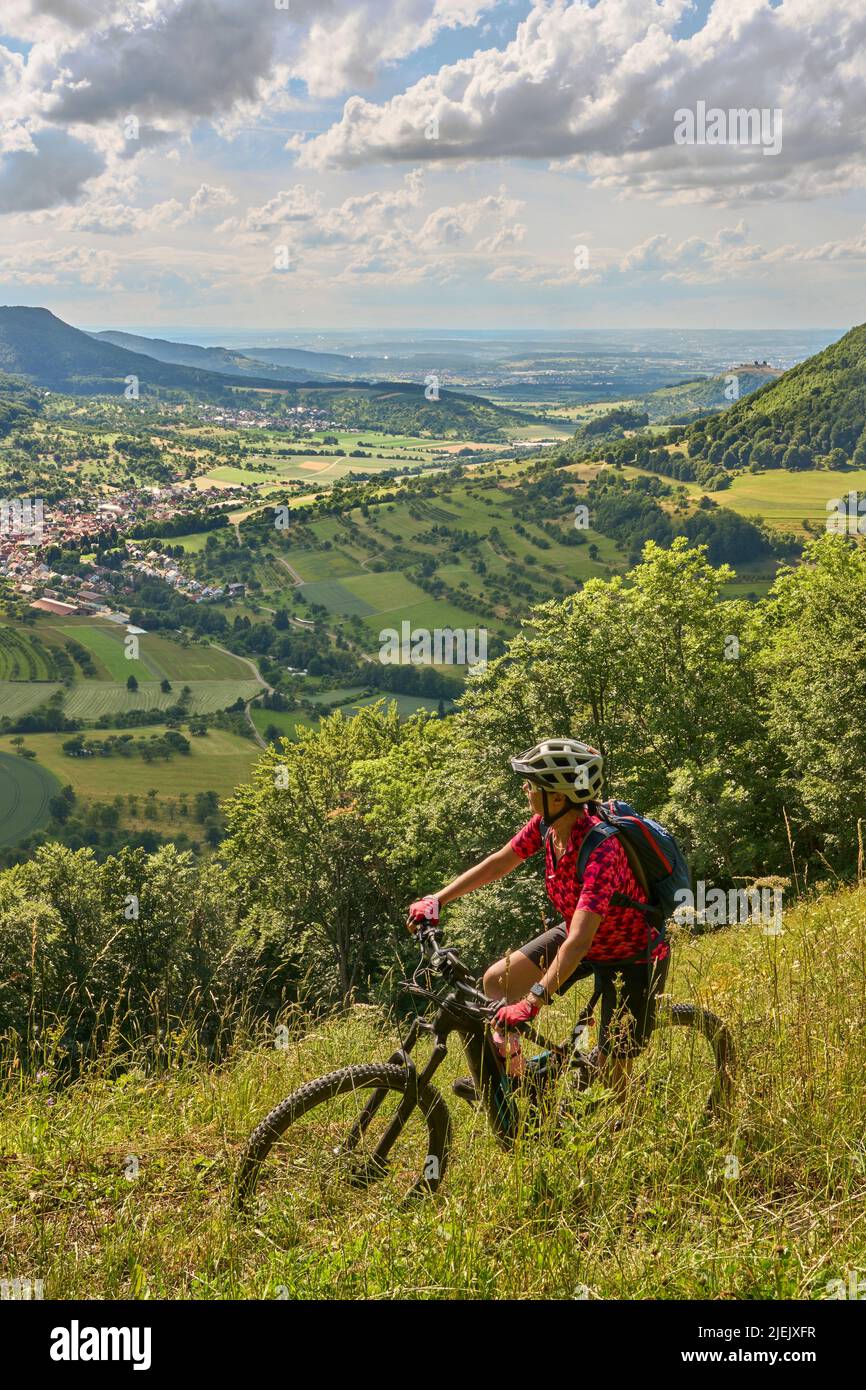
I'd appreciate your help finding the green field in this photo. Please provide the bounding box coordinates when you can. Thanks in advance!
[348,692,454,717]
[62,680,262,719]
[141,531,213,553]
[250,691,452,741]
[0,618,264,727]
[620,464,866,536]
[249,707,316,740]
[58,623,151,681]
[238,460,630,651]
[139,635,252,681]
[304,686,368,705]
[702,468,866,533]
[195,427,531,493]
[41,621,254,683]
[0,625,64,681]
[0,726,258,803]
[287,549,363,582]
[0,750,60,846]
[0,682,64,718]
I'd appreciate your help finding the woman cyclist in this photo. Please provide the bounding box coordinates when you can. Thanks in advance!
[406,737,670,1102]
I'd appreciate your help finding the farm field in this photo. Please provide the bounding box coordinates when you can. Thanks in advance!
[138,635,252,681]
[303,685,367,705]
[53,622,152,681]
[249,707,316,740]
[278,549,360,582]
[234,463,632,656]
[0,619,264,726]
[203,456,429,489]
[349,692,454,717]
[38,619,256,683]
[701,467,866,534]
[141,530,213,553]
[0,751,60,847]
[190,425,551,493]
[0,726,258,803]
[62,680,261,719]
[0,626,62,681]
[617,464,866,536]
[0,682,64,719]
[249,690,452,741]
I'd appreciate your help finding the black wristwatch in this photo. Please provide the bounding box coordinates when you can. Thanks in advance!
[529,981,548,1005]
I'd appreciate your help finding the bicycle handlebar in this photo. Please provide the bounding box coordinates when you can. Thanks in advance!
[412,924,542,1030]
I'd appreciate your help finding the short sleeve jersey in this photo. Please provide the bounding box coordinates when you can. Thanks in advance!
[510,812,668,963]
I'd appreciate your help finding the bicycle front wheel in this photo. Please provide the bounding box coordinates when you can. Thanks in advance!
[234,1063,452,1220]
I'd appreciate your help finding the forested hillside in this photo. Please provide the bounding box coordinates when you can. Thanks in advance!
[0,306,525,436]
[684,322,866,469]
[0,370,43,437]
[91,330,331,384]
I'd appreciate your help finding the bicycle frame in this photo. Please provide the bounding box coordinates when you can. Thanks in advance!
[236,925,734,1212]
[366,937,589,1153]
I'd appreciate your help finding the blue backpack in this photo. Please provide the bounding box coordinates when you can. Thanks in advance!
[541,799,691,955]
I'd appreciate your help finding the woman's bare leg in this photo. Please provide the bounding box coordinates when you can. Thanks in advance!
[482,949,543,1003]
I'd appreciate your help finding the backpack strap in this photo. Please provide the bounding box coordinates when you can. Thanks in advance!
[537,819,557,928]
[576,820,663,923]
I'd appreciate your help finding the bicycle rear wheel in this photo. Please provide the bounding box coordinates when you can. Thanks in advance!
[646,1001,735,1120]
[234,1063,452,1220]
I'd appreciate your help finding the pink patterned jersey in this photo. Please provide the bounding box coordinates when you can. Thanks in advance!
[510,812,669,963]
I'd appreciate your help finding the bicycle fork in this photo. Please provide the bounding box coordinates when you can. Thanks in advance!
[342,1016,450,1173]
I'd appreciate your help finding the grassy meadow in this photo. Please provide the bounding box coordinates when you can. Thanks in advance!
[0,726,258,803]
[1,883,864,1298]
[0,751,60,846]
[0,618,264,725]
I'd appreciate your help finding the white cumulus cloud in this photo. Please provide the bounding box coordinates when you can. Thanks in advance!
[294,0,866,204]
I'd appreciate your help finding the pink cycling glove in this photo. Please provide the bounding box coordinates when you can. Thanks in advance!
[406,895,441,931]
[495,999,540,1029]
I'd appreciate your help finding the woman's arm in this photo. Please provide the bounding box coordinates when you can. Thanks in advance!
[536,907,602,999]
[437,843,523,905]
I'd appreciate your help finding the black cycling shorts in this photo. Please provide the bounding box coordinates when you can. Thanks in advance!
[516,922,669,1060]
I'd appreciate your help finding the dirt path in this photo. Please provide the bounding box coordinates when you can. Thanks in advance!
[275,556,304,587]
[243,698,267,748]
[208,644,272,748]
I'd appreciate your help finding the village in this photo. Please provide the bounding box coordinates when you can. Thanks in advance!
[196,401,339,433]
[0,484,246,619]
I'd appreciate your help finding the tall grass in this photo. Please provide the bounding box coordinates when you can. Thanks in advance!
[1,886,865,1299]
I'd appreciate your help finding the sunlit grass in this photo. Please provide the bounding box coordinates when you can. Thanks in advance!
[1,885,865,1299]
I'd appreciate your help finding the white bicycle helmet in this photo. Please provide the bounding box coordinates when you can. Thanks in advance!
[509,737,604,803]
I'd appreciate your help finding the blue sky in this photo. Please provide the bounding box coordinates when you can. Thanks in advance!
[0,1,864,332]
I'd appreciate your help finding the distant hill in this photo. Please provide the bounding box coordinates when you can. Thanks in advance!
[0,308,524,439]
[685,324,866,468]
[91,330,332,385]
[238,345,367,376]
[0,307,284,399]
[239,346,488,380]
[230,379,528,440]
[641,365,782,423]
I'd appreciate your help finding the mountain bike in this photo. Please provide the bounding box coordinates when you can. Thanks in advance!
[234,922,735,1213]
